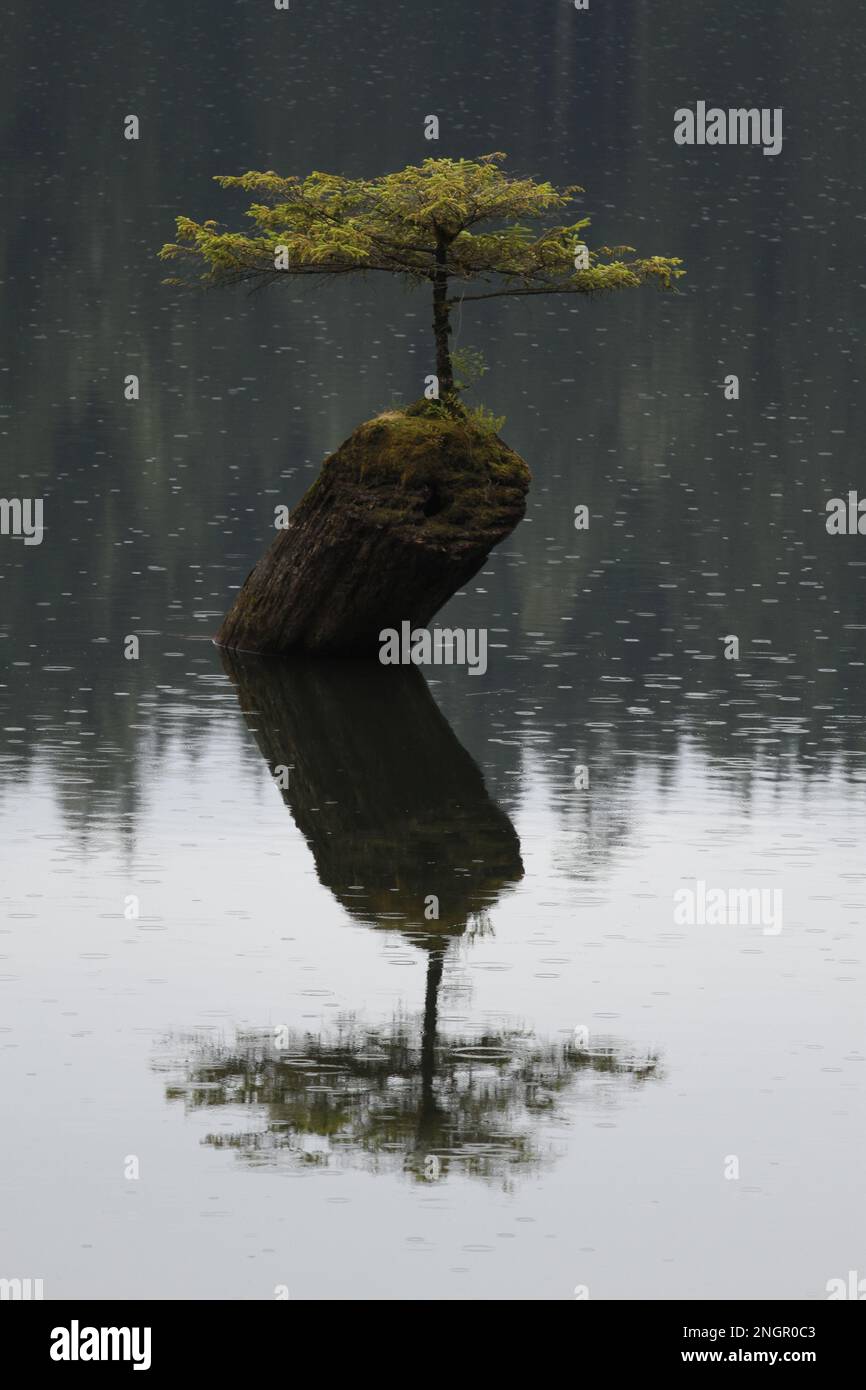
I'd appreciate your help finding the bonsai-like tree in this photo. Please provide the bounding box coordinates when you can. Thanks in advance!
[160,152,683,404]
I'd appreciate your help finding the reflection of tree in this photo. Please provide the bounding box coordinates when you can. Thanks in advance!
[157,1006,659,1187]
[220,650,523,940]
[159,655,659,1185]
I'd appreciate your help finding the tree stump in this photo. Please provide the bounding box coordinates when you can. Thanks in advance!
[216,402,531,656]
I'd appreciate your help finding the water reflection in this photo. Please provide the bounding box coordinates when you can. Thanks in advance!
[220,650,524,938]
[151,654,660,1186]
[157,1018,659,1187]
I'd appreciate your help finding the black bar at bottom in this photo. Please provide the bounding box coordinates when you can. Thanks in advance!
[4,1298,863,1374]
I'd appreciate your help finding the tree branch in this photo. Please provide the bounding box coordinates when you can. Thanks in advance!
[447,284,594,304]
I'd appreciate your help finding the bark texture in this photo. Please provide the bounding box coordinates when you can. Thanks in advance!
[216,404,531,656]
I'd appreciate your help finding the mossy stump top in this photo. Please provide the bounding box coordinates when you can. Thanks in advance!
[216,402,531,657]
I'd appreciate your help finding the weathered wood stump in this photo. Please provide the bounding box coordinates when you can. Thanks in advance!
[216,402,531,656]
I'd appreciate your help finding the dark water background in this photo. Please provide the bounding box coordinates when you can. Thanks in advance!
[1,0,864,1298]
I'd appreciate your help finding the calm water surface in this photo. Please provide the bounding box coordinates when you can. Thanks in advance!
[1,1,864,1298]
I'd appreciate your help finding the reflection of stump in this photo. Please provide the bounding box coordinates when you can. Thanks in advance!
[221,650,523,938]
[216,405,530,657]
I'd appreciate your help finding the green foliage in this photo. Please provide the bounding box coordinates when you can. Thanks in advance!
[159,152,684,301]
[160,154,682,415]
[402,396,456,422]
[399,395,504,435]
[465,402,507,436]
[452,346,489,394]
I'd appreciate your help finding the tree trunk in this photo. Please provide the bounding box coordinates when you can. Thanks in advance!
[418,947,446,1138]
[216,405,530,657]
[433,234,455,400]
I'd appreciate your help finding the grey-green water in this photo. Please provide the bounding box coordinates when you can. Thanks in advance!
[1,0,864,1299]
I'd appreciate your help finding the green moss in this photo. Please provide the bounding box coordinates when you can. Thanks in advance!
[317,402,529,540]
[402,396,458,422]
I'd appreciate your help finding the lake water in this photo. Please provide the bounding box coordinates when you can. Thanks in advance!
[1,1,864,1300]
